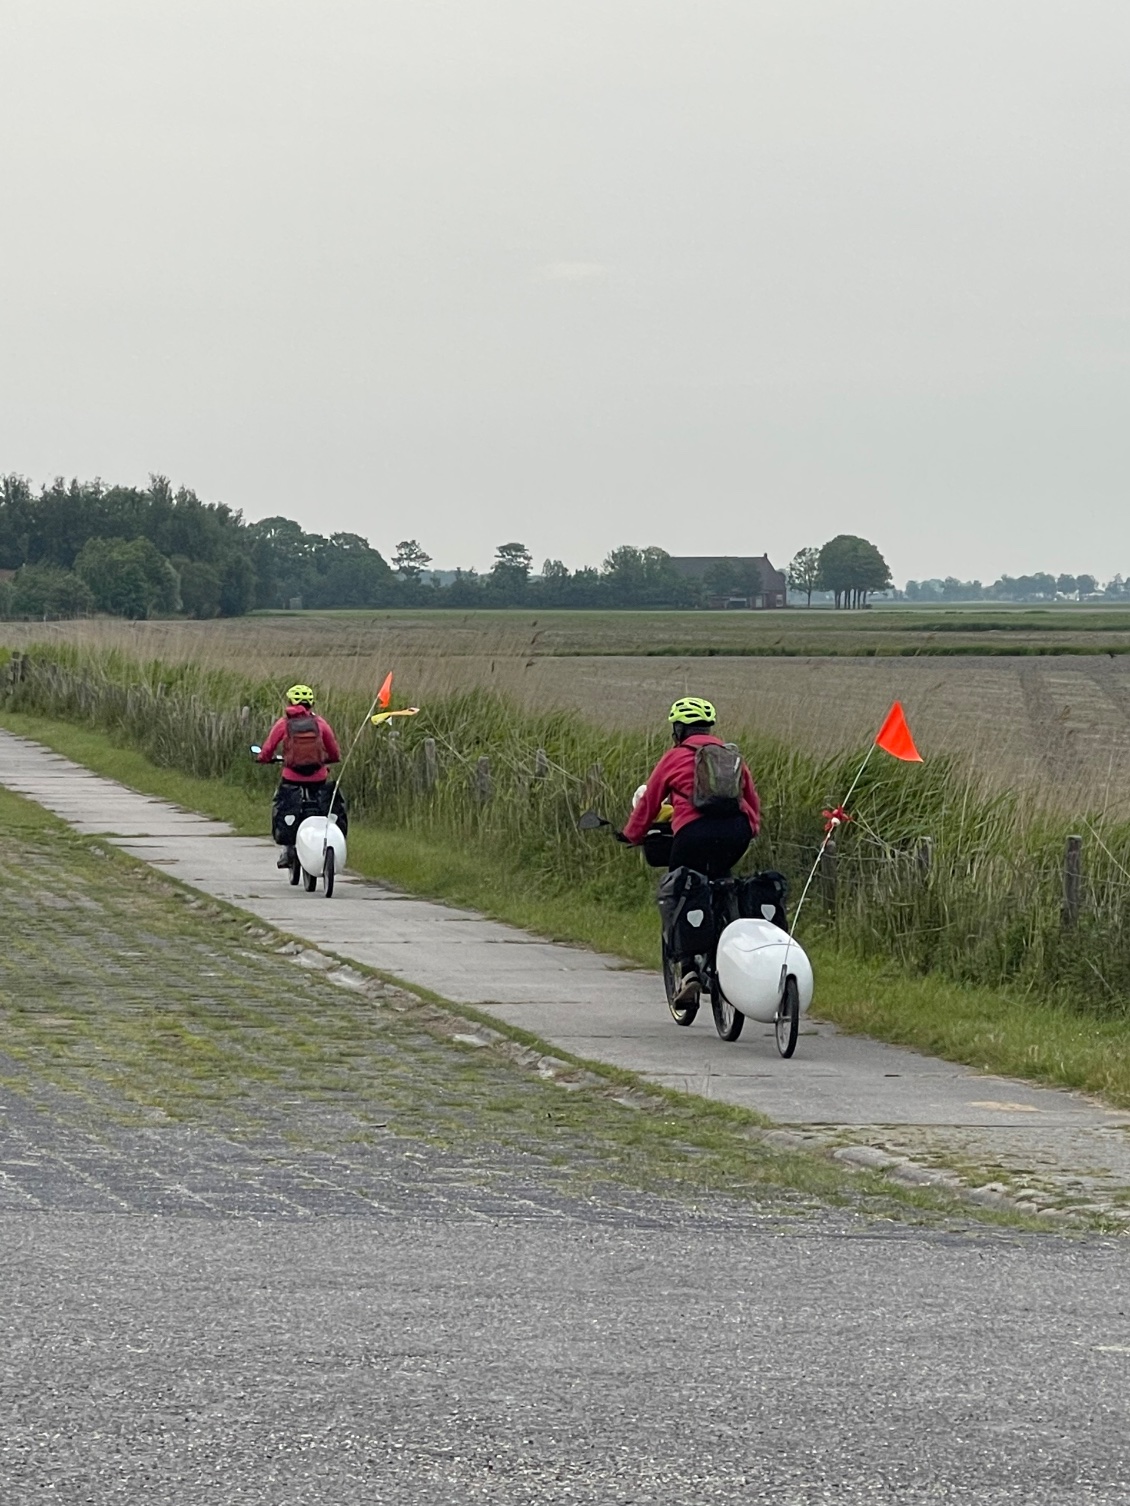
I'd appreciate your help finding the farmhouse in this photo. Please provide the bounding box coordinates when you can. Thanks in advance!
[669,555,787,610]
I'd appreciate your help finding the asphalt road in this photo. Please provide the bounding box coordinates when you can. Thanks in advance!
[5,1208,1130,1504]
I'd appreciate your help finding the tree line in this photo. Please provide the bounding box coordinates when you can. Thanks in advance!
[2,472,1117,620]
[903,573,1127,603]
[0,474,762,618]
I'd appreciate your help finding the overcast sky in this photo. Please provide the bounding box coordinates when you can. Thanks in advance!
[2,1,1128,583]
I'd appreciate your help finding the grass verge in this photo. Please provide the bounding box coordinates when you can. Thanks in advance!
[4,706,1130,1111]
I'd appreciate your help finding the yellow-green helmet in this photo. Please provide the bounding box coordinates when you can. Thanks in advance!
[286,684,316,706]
[668,696,716,726]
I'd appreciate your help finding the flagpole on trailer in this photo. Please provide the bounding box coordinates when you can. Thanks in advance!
[322,673,393,855]
[776,701,921,1003]
[787,739,877,941]
[786,701,920,936]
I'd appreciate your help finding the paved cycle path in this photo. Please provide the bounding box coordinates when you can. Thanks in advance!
[3,728,1129,1217]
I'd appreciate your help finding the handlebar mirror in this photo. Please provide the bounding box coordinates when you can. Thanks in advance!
[250,745,262,755]
[578,810,607,831]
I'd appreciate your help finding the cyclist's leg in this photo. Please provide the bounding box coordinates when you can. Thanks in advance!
[668,814,751,879]
[666,818,751,994]
[272,780,303,863]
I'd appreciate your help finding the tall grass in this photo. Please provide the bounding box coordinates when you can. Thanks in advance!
[9,612,1130,811]
[5,643,1130,1013]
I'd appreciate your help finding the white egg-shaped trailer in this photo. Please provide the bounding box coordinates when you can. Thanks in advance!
[715,918,814,1024]
[295,814,347,889]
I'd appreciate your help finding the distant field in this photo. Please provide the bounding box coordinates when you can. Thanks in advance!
[5,608,1130,802]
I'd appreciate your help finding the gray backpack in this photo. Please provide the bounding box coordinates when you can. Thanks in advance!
[692,741,743,818]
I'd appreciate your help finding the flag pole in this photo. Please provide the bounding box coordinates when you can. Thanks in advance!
[780,702,919,984]
[777,731,885,1018]
[786,739,877,940]
[322,677,392,853]
[774,739,880,1009]
[777,701,920,1005]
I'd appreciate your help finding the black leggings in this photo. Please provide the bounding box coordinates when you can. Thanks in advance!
[668,814,751,879]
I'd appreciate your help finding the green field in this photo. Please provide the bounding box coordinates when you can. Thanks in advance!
[7,603,1130,664]
[188,602,1130,657]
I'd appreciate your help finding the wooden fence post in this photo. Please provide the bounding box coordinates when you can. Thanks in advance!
[820,838,838,911]
[534,748,549,781]
[420,737,438,791]
[475,756,493,804]
[1062,834,1083,928]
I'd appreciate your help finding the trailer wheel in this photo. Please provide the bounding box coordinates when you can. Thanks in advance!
[775,976,800,1058]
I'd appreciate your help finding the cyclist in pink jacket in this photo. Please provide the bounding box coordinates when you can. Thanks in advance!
[621,697,759,872]
[620,697,760,1004]
[257,683,347,866]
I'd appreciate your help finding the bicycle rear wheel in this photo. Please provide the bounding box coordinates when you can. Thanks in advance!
[711,983,745,1043]
[324,846,335,898]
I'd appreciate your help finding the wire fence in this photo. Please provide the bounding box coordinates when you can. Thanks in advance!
[6,646,1130,1013]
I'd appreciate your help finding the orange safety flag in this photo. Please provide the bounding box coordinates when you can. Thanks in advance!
[377,671,393,709]
[874,701,923,762]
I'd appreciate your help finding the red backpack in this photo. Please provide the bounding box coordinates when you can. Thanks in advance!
[282,712,327,772]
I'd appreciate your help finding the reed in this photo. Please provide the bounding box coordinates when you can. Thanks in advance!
[5,641,1130,1013]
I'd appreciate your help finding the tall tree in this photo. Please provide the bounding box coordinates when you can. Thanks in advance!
[787,546,821,606]
[817,535,892,609]
[393,539,432,581]
[488,542,534,603]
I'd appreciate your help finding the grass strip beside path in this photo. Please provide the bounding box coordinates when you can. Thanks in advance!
[4,707,1130,1111]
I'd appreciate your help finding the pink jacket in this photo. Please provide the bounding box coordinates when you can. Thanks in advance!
[623,733,760,843]
[258,706,342,784]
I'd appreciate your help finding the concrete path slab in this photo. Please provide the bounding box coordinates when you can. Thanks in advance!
[3,728,1130,1217]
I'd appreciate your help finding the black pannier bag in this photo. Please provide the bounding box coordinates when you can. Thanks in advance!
[657,865,715,959]
[736,870,789,932]
[271,780,349,845]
